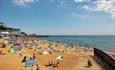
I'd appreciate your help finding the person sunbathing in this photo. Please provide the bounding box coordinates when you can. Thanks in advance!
[0,51,6,55]
[45,60,60,68]
[45,60,53,66]
[52,60,60,68]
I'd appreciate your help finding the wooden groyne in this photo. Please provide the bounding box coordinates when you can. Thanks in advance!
[94,48,115,70]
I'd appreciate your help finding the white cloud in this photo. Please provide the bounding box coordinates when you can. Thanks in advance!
[71,12,91,18]
[96,0,115,17]
[74,0,84,2]
[13,0,39,7]
[82,0,115,18]
[74,0,91,2]
[83,5,90,10]
[82,5,97,11]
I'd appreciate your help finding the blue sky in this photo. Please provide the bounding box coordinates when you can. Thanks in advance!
[0,0,115,35]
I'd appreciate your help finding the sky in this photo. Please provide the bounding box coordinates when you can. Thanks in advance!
[0,0,115,35]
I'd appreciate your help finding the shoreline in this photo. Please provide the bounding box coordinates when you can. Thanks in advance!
[40,37,115,54]
[105,51,115,59]
[40,37,115,59]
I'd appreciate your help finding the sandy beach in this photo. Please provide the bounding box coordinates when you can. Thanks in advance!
[0,35,112,70]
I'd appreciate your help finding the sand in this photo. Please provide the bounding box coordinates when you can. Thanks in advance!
[0,48,102,70]
[0,37,102,70]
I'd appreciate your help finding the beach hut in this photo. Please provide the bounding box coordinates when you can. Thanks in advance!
[1,32,10,39]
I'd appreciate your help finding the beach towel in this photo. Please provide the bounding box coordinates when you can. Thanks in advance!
[25,60,37,68]
[9,47,16,54]
[10,48,15,53]
[43,50,49,55]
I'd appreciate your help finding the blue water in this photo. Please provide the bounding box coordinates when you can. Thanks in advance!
[41,36,115,53]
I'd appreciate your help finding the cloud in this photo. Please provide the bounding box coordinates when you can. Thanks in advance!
[13,0,39,7]
[71,12,91,18]
[96,0,115,17]
[82,5,98,11]
[81,0,115,18]
[50,0,66,4]
[74,0,115,18]
[74,0,91,3]
[83,5,90,10]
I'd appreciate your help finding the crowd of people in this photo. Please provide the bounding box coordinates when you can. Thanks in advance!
[0,35,66,70]
[0,35,95,70]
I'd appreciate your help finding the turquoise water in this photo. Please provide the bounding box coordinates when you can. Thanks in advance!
[42,36,115,53]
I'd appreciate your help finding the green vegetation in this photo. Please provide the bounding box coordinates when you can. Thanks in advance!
[0,22,27,35]
[0,22,7,30]
[0,22,20,31]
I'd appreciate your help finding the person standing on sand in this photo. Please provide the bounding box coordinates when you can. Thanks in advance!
[36,64,39,70]
[32,53,36,60]
[87,60,92,68]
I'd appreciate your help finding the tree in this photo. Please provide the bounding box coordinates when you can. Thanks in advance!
[0,22,7,30]
[21,32,27,35]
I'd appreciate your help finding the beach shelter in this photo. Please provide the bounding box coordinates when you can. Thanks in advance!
[1,32,10,39]
[1,32,10,34]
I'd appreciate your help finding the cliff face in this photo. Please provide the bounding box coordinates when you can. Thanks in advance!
[94,48,115,70]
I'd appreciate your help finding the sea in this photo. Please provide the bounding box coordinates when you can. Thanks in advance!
[41,35,115,53]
